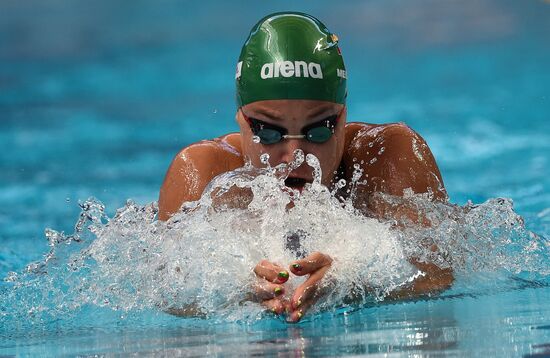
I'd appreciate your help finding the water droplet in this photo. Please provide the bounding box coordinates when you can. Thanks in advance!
[291,149,305,169]
[252,135,261,144]
[305,154,322,184]
[337,179,347,189]
[260,153,270,165]
[378,147,385,155]
[369,158,377,164]
[368,142,374,148]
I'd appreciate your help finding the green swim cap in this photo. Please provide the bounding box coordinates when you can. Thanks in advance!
[235,12,347,107]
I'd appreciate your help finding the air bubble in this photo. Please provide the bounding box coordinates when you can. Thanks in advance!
[252,135,261,144]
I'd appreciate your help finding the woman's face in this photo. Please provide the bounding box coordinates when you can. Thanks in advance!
[237,99,347,191]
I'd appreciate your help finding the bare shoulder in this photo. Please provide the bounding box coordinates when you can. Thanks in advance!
[158,133,244,220]
[343,122,447,200]
[344,122,421,151]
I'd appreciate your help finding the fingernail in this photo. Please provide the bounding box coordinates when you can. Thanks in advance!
[292,263,302,272]
[274,287,283,296]
[296,311,303,319]
[295,300,302,308]
[278,271,289,280]
[271,307,277,314]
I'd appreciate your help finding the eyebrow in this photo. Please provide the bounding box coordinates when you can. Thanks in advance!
[306,106,338,120]
[251,106,337,122]
[250,108,285,121]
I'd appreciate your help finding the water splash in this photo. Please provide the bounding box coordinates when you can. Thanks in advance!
[1,152,548,329]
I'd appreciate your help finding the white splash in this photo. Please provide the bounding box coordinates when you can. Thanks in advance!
[1,150,548,327]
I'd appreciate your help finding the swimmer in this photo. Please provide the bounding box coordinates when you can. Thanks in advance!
[158,12,453,322]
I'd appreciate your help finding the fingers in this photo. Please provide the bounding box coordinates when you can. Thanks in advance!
[253,279,285,301]
[286,274,332,323]
[262,297,287,315]
[290,264,331,311]
[255,259,290,284]
[252,259,290,317]
[287,252,332,322]
[253,253,333,321]
[286,298,313,323]
[286,252,333,323]
[289,251,332,276]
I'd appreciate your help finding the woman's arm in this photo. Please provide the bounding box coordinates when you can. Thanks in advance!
[158,133,244,221]
[344,122,453,295]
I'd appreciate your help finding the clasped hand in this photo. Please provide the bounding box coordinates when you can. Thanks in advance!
[252,252,332,323]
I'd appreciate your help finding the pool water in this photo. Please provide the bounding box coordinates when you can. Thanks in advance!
[1,0,549,356]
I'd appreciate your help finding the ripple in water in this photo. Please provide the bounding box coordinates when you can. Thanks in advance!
[1,150,548,329]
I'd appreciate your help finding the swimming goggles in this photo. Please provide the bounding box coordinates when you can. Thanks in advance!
[241,107,345,145]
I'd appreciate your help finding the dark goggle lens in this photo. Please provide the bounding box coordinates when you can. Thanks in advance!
[306,126,333,143]
[257,129,283,144]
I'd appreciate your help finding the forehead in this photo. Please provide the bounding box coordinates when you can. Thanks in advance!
[242,99,342,121]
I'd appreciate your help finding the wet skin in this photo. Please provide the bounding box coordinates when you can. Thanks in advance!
[158,99,453,322]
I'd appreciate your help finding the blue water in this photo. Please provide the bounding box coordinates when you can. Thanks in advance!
[1,0,549,356]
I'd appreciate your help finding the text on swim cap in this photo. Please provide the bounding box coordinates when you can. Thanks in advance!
[260,61,323,79]
[337,68,347,79]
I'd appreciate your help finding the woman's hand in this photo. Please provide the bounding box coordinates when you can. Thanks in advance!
[286,251,333,323]
[253,259,290,314]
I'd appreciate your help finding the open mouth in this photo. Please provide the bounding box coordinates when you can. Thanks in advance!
[284,177,310,191]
